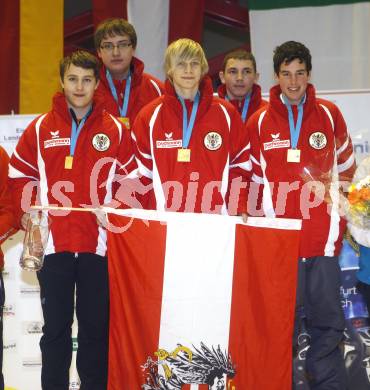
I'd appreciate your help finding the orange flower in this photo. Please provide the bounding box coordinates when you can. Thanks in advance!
[359,187,370,201]
[348,190,361,205]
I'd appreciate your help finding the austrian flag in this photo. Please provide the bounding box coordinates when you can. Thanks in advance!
[106,209,301,389]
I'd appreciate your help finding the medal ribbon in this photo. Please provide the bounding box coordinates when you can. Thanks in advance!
[70,110,90,157]
[106,69,131,117]
[240,92,251,123]
[178,92,200,148]
[225,92,251,123]
[282,95,304,149]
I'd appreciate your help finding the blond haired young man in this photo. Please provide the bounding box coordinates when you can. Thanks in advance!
[131,38,250,216]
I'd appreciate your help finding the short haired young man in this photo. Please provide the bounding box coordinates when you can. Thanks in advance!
[246,41,355,389]
[131,38,250,216]
[8,50,136,390]
[218,50,267,123]
[94,18,164,128]
[0,146,17,389]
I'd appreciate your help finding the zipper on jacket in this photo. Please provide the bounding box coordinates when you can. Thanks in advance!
[74,252,78,259]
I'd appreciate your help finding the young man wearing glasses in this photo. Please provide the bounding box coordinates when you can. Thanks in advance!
[94,18,164,129]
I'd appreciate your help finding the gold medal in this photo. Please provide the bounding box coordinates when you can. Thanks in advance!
[119,117,130,129]
[65,155,73,169]
[287,149,301,163]
[177,148,191,162]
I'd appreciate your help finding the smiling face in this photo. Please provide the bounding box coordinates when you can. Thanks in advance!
[170,57,202,99]
[219,58,259,100]
[275,58,310,105]
[61,64,98,118]
[97,33,135,80]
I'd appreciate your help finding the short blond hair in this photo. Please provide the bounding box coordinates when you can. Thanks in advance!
[164,38,209,80]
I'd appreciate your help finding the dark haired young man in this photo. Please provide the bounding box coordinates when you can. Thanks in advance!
[94,18,164,129]
[247,41,355,389]
[217,49,267,123]
[9,50,136,390]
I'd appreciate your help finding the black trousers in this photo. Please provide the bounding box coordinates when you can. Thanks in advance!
[294,256,348,390]
[0,272,4,390]
[37,252,109,390]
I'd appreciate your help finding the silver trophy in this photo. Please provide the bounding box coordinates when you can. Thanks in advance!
[20,210,50,271]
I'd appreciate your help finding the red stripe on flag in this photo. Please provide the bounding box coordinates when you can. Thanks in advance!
[228,224,299,389]
[92,0,127,29]
[107,215,167,389]
[168,0,206,43]
[0,0,19,114]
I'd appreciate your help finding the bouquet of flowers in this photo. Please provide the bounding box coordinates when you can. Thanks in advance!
[347,175,370,229]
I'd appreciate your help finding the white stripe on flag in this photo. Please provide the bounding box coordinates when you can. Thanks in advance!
[157,215,236,385]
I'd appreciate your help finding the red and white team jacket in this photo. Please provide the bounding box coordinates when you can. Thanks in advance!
[216,83,268,122]
[94,57,164,126]
[8,93,137,256]
[131,76,251,214]
[247,84,356,257]
[0,146,16,268]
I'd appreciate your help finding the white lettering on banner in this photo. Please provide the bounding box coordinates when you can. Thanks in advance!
[263,139,290,150]
[44,138,70,149]
[156,139,182,148]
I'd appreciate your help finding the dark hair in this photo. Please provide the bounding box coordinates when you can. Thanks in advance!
[222,49,257,72]
[94,18,137,50]
[60,51,100,80]
[273,41,312,75]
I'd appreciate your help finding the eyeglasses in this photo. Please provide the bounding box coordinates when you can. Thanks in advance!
[100,42,132,52]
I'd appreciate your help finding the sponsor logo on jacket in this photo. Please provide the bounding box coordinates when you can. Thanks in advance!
[44,137,70,149]
[264,133,290,150]
[156,132,182,148]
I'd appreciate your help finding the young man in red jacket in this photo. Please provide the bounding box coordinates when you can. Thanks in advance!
[217,50,267,124]
[247,41,355,389]
[131,38,250,216]
[0,145,17,390]
[94,18,164,129]
[9,50,136,390]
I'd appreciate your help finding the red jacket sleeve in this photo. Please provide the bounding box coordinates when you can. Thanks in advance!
[0,146,17,244]
[8,116,41,227]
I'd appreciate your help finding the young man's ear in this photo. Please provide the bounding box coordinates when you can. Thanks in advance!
[60,78,64,90]
[219,71,226,84]
[254,72,260,83]
[94,79,100,90]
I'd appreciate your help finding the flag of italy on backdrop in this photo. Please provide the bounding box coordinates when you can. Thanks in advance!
[248,0,370,92]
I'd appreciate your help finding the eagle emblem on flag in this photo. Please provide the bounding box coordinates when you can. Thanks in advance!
[141,342,236,389]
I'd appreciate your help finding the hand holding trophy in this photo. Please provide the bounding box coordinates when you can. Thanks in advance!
[20,209,50,271]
